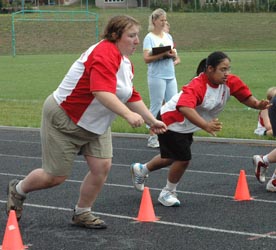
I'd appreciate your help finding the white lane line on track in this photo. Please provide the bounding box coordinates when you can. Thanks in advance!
[0,142,259,158]
[248,232,276,240]
[1,125,276,146]
[0,151,255,176]
[0,154,268,183]
[0,150,260,159]
[1,173,276,204]
[0,139,270,159]
[0,200,276,240]
[0,166,261,181]
[0,139,40,144]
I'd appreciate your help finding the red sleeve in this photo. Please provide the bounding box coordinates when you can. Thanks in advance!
[85,41,121,94]
[176,74,207,109]
[128,86,142,102]
[227,74,252,102]
[127,61,142,102]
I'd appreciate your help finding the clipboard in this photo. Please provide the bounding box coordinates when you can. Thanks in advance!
[152,45,171,55]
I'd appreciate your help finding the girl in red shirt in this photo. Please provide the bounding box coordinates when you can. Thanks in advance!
[131,51,270,207]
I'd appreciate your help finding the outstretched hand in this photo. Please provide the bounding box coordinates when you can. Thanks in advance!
[205,118,223,137]
[125,112,145,128]
[256,99,272,110]
[150,120,167,134]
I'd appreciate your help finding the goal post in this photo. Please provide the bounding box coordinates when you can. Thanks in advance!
[11,10,99,56]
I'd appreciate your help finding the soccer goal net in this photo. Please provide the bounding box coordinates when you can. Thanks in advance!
[11,10,99,56]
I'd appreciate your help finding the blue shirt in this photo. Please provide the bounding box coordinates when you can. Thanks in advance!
[143,32,175,79]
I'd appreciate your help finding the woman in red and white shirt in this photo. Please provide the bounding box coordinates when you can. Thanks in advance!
[6,15,167,228]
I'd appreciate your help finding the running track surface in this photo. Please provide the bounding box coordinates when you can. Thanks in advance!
[0,126,276,250]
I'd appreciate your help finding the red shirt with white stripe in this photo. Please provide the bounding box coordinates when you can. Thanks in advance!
[53,40,141,135]
[160,73,252,133]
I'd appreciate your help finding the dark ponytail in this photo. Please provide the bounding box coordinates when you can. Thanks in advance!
[196,58,207,76]
[206,51,231,68]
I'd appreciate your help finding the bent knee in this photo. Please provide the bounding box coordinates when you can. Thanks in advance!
[45,172,67,186]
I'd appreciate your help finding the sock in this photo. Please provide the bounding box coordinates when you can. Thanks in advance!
[15,180,27,197]
[74,205,91,215]
[263,155,270,165]
[165,180,178,192]
[142,164,150,176]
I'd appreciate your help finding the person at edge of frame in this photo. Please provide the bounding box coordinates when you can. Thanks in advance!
[254,86,276,137]
[253,88,276,192]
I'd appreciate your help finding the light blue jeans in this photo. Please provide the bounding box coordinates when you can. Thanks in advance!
[147,76,178,118]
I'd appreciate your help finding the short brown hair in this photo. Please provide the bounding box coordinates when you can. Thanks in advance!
[102,15,140,43]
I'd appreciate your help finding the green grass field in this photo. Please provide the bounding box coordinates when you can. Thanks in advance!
[1,6,276,140]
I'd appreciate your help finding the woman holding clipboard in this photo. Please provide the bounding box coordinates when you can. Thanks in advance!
[143,8,179,148]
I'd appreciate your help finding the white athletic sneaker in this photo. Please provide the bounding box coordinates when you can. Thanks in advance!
[266,179,276,192]
[130,163,147,191]
[147,135,159,148]
[252,155,268,183]
[158,188,180,207]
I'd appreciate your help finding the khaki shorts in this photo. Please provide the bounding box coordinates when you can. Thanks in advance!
[40,94,113,176]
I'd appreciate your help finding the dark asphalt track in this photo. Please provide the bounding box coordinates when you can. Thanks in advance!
[0,126,276,250]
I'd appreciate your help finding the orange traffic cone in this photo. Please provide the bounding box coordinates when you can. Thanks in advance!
[234,170,253,201]
[1,210,28,250]
[134,187,159,222]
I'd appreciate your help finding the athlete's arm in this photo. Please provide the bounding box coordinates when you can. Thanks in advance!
[242,96,271,110]
[179,106,222,136]
[93,91,144,128]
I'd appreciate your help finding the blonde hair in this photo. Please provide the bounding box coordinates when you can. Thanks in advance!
[148,8,166,32]
[266,87,276,100]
